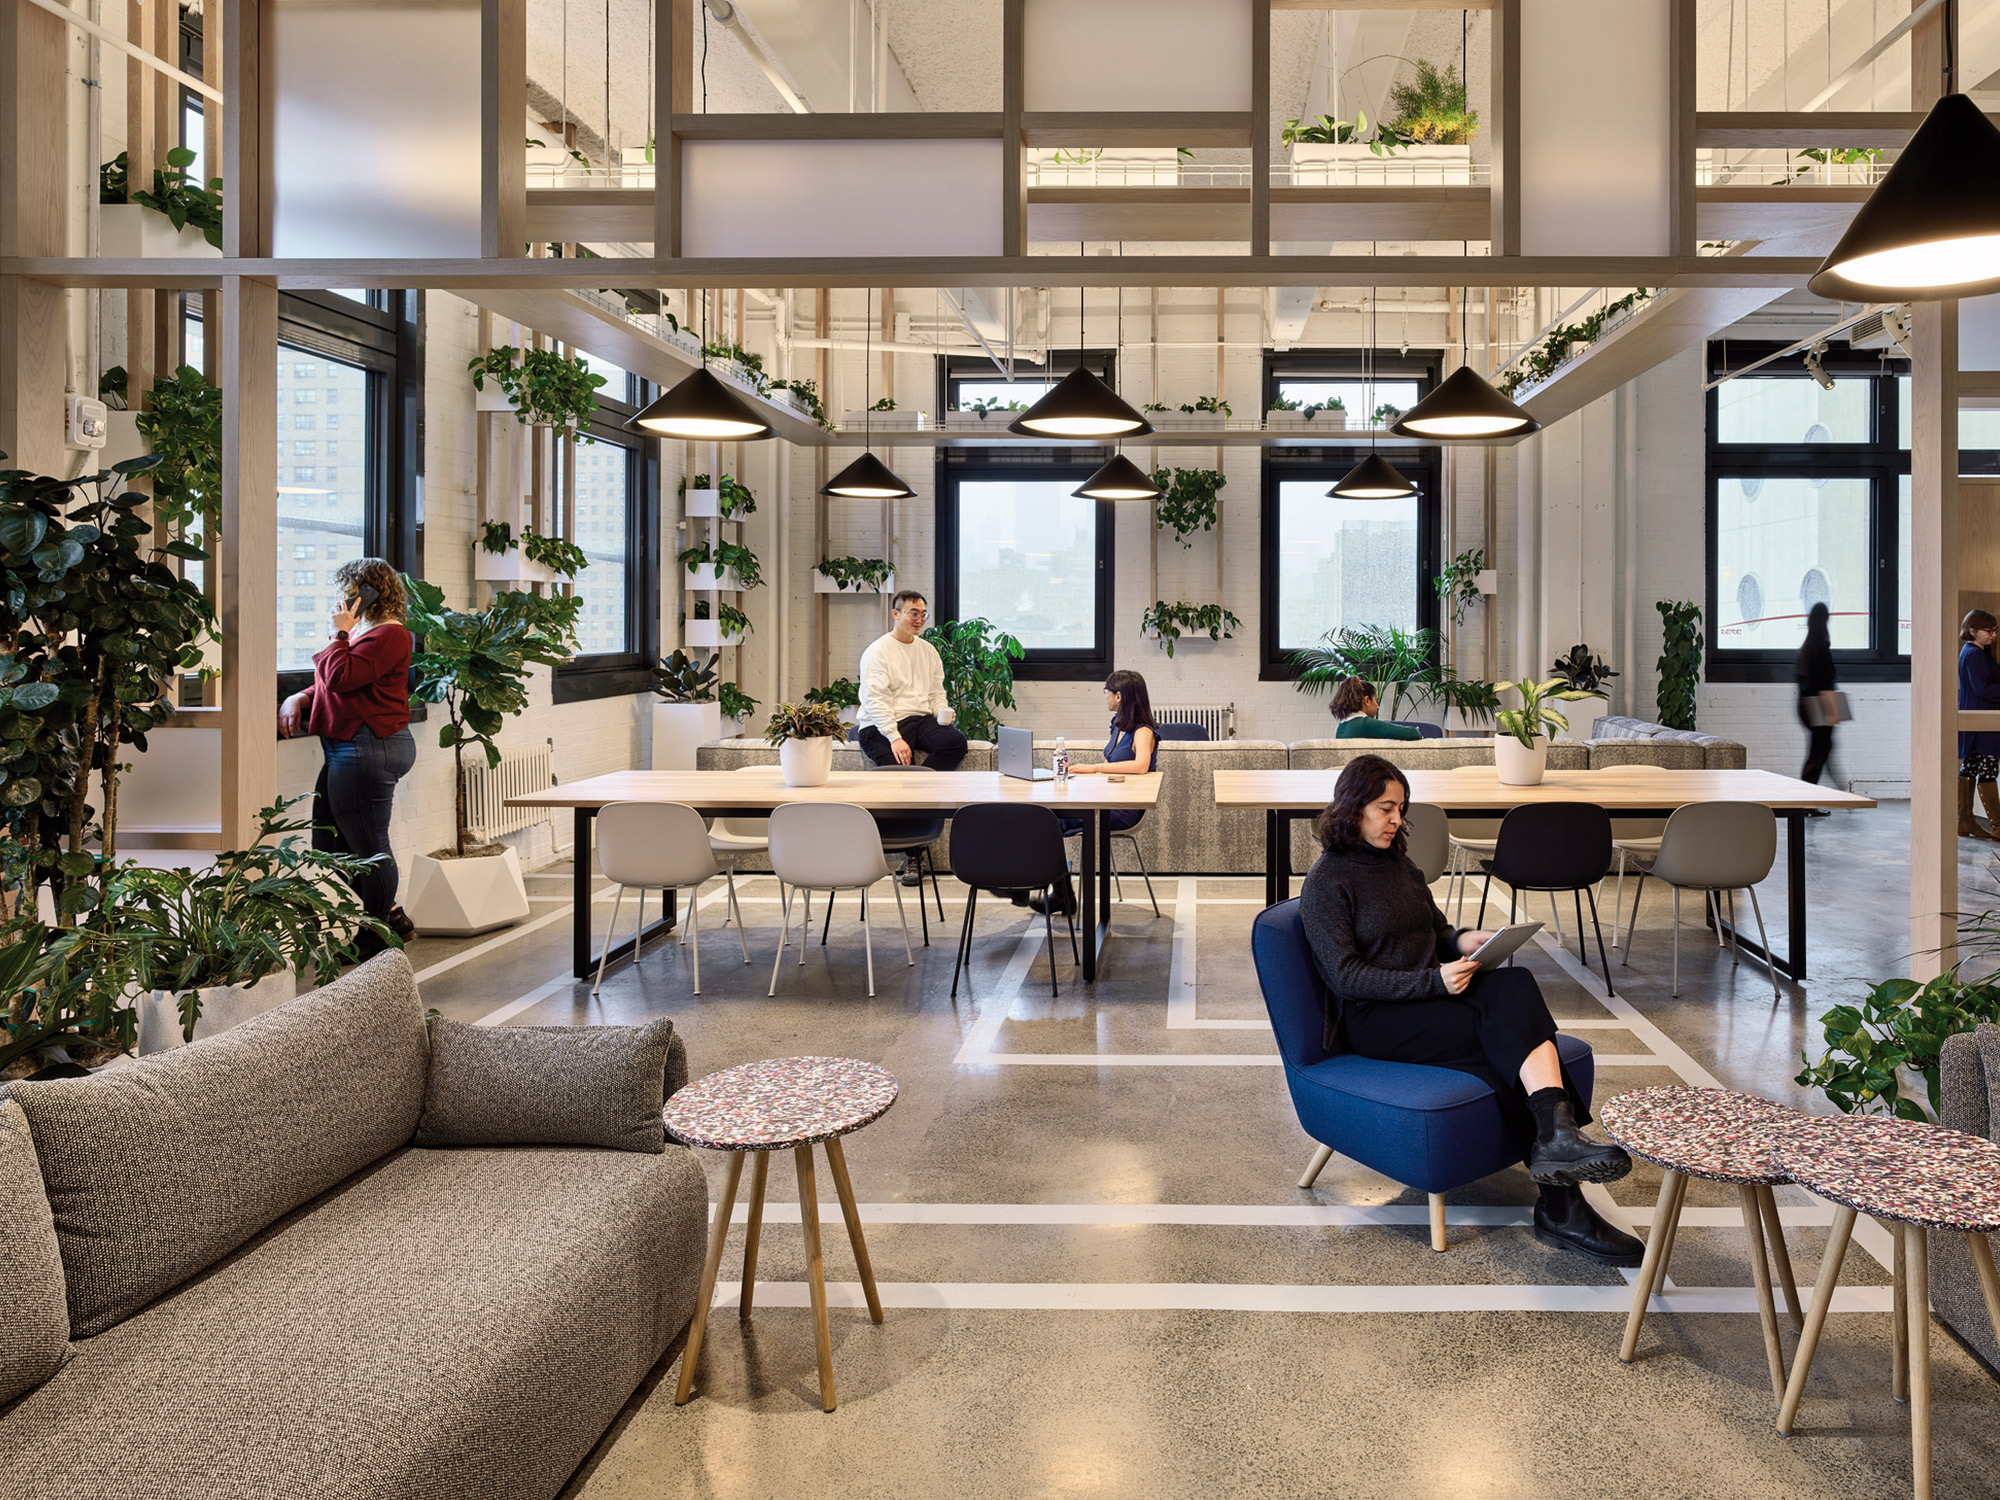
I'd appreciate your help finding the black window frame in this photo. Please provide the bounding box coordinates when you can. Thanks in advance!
[1705,342,1914,684]
[551,372,661,704]
[932,447,1117,682]
[938,348,1119,418]
[1263,349,1439,422]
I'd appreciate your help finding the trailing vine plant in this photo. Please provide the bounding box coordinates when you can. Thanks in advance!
[1149,467,1226,548]
[681,473,758,519]
[1433,547,1486,626]
[479,520,514,555]
[1179,395,1232,419]
[716,602,752,639]
[467,346,606,442]
[1655,599,1703,730]
[718,682,759,722]
[816,555,895,592]
[678,540,763,590]
[100,147,225,248]
[132,366,222,535]
[521,531,588,577]
[1141,602,1242,659]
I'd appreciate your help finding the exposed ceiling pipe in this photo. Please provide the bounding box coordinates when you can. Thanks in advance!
[704,0,812,113]
[940,290,1009,374]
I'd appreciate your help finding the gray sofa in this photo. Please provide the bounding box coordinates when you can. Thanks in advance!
[0,951,709,1500]
[1591,714,1749,769]
[1936,1024,2000,1375]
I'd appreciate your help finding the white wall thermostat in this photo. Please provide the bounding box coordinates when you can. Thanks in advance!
[65,395,110,451]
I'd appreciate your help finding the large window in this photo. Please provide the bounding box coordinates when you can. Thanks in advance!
[570,438,635,658]
[551,374,659,702]
[934,454,1114,678]
[1704,344,2000,680]
[275,347,374,670]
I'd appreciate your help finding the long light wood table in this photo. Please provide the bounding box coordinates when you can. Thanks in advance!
[1213,766,1877,981]
[509,767,1164,982]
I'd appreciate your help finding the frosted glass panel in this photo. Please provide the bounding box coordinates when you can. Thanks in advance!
[1024,0,1252,112]
[1519,0,1672,256]
[1275,483,1420,651]
[1715,476,1871,651]
[682,141,1003,258]
[270,0,482,258]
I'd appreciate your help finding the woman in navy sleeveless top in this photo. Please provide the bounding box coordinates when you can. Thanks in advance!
[1031,670,1161,916]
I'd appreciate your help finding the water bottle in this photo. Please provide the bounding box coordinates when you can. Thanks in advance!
[1054,736,1069,787]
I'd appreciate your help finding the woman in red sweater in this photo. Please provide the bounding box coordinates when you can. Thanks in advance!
[279,559,417,949]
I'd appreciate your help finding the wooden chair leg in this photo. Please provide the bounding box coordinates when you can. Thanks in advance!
[1623,1172,1686,1362]
[824,1136,883,1324]
[1908,1225,1932,1500]
[740,1152,770,1320]
[1894,1218,1910,1402]
[1297,1143,1334,1189]
[1778,1203,1858,1435]
[1651,1173,1687,1299]
[675,1152,746,1405]
[795,1144,837,1412]
[1965,1230,2000,1343]
[1739,1183,1788,1403]
[1429,1193,1447,1253]
[1758,1184,1804,1331]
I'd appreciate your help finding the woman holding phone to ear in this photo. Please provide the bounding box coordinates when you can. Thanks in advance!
[279,559,417,952]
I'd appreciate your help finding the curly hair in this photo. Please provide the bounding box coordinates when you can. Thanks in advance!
[1313,753,1411,857]
[1331,676,1376,719]
[332,558,408,623]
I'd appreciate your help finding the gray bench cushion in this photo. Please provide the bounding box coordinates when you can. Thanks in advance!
[1935,1025,2000,1377]
[416,1017,687,1153]
[0,1142,709,1500]
[0,1100,68,1406]
[5,950,428,1337]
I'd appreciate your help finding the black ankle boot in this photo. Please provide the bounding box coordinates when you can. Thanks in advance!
[386,905,417,942]
[1028,875,1077,918]
[1534,1184,1645,1266]
[1525,1097,1632,1186]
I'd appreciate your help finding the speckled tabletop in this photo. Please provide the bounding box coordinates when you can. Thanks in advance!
[663,1055,899,1152]
[1598,1085,1806,1185]
[1771,1113,2000,1232]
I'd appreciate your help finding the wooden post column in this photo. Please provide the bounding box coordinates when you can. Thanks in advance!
[0,0,69,476]
[1909,300,1959,980]
[219,277,280,849]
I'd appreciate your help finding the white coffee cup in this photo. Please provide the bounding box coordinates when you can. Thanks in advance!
[937,705,956,726]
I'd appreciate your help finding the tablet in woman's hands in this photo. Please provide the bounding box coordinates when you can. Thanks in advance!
[1468,922,1544,966]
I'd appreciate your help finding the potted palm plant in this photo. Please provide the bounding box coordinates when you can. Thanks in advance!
[1493,677,1604,786]
[764,701,845,788]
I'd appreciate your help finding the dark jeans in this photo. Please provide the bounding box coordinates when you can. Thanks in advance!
[1343,966,1586,1159]
[1797,699,1834,785]
[858,714,968,772]
[315,725,417,921]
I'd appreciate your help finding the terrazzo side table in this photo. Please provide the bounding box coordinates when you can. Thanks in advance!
[665,1056,899,1413]
[1600,1086,1808,1402]
[1771,1116,2000,1500]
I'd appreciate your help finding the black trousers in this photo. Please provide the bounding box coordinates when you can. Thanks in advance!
[1342,967,1586,1158]
[857,714,968,772]
[1797,700,1834,785]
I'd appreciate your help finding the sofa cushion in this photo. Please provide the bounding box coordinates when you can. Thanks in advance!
[0,1143,710,1500]
[0,1100,69,1406]
[1587,738,1707,770]
[5,949,428,1338]
[415,1017,687,1153]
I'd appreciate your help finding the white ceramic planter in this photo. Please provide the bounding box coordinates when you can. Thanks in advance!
[814,569,895,595]
[1026,146,1182,187]
[653,700,723,771]
[684,486,722,518]
[404,846,530,936]
[99,204,222,259]
[138,969,297,1056]
[684,564,740,591]
[473,548,555,584]
[948,411,1016,430]
[779,736,834,788]
[684,619,746,649]
[1300,409,1349,430]
[1288,142,1472,186]
[1494,733,1550,787]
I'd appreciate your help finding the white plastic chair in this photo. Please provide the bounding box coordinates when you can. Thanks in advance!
[1404,802,1451,886]
[594,801,746,997]
[1619,801,1781,1000]
[703,764,774,932]
[767,802,913,998]
[1606,764,1670,949]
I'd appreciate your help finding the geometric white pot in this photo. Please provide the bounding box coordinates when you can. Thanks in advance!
[138,969,298,1056]
[778,736,834,787]
[403,845,530,936]
[1493,733,1550,787]
[653,700,723,770]
[99,204,221,259]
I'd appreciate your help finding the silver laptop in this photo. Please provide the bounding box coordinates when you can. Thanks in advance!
[997,726,1054,781]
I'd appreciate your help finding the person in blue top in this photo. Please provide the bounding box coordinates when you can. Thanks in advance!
[1959,610,2000,841]
[1332,677,1422,740]
[1027,670,1162,917]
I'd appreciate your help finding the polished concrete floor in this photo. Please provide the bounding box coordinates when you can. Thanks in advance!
[401,804,2000,1500]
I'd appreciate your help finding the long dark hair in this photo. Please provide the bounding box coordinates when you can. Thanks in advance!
[1105,670,1160,737]
[1314,754,1410,857]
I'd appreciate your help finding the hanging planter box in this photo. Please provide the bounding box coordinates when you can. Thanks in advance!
[685,486,721,518]
[814,569,895,595]
[684,619,747,648]
[474,548,555,584]
[475,386,525,416]
[1026,146,1182,188]
[99,204,222,259]
[1301,408,1350,430]
[1288,142,1472,187]
[684,564,740,591]
[842,411,928,432]
[947,410,1018,431]
[1150,411,1217,429]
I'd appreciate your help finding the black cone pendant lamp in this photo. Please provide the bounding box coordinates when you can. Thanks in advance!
[629,365,774,441]
[821,289,915,498]
[1012,273,1152,438]
[1331,289,1418,501]
[1074,453,1161,501]
[1390,363,1541,439]
[1809,89,2000,301]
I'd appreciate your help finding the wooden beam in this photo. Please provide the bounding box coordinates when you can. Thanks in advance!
[671,113,1005,141]
[1003,0,1024,257]
[1271,0,1492,8]
[1909,300,1958,981]
[1249,0,1270,257]
[0,0,67,474]
[481,0,525,257]
[655,0,692,255]
[221,0,265,258]
[1021,113,1249,147]
[1489,0,1519,256]
[1668,0,1696,256]
[218,276,279,850]
[1693,111,1973,147]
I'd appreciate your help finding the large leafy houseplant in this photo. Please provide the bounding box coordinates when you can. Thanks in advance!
[922,618,1025,744]
[467,346,606,442]
[1,453,215,920]
[0,905,137,1077]
[1656,599,1703,730]
[1493,677,1603,747]
[403,576,577,857]
[132,365,222,534]
[1290,624,1440,720]
[1798,971,2000,1121]
[1433,547,1487,627]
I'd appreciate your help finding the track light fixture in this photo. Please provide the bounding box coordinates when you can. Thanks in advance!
[1802,340,1835,391]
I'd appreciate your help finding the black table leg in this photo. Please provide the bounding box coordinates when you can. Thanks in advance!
[1079,809,1098,983]
[1708,809,1807,982]
[570,805,676,981]
[1265,810,1279,908]
[1097,812,1112,928]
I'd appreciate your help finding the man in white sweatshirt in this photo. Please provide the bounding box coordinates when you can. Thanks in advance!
[857,590,967,772]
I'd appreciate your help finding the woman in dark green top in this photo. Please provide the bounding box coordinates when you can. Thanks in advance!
[1332,677,1421,740]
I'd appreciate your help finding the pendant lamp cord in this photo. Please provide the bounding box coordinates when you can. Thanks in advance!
[1945,0,1956,94]
[864,287,873,446]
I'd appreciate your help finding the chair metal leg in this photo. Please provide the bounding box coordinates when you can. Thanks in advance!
[687,881,702,994]
[822,887,834,945]
[1746,885,1782,1002]
[1725,888,1740,965]
[635,888,647,957]
[1065,898,1079,965]
[929,851,946,922]
[1042,887,1060,998]
[950,887,977,998]
[910,850,929,946]
[593,885,627,996]
[1671,885,1682,996]
[768,886,793,996]
[1478,872,1493,929]
[1611,849,1628,947]
[862,886,876,997]
[1621,870,1647,964]
[1298,1143,1334,1189]
[1120,834,1161,918]
[892,876,914,965]
[1707,889,1724,947]
[723,865,741,929]
[731,875,750,964]
[1585,886,1615,996]
[1548,889,1565,953]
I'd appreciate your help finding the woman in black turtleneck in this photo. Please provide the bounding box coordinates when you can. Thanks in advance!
[1297,754,1639,1266]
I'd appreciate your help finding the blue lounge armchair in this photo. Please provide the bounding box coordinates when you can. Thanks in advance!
[1250,899,1596,1252]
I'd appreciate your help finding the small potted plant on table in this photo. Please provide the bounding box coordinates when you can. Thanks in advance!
[1493,676,1605,786]
[764,700,846,788]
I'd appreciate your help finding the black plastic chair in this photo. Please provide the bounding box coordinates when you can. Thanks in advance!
[948,803,1078,998]
[861,761,947,945]
[1477,802,1617,994]
[1075,720,1207,916]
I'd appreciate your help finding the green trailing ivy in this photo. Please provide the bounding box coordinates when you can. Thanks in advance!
[869,396,898,411]
[1655,599,1703,730]
[1179,395,1232,419]
[467,346,606,442]
[1798,972,2000,1121]
[676,540,764,590]
[682,473,758,519]
[521,531,588,577]
[922,618,1025,744]
[1498,290,1653,398]
[1149,466,1226,547]
[1434,547,1486,627]
[703,341,767,391]
[816,555,895,592]
[1141,602,1241,659]
[132,366,222,535]
[716,602,752,640]
[718,682,759,722]
[102,147,225,248]
[767,377,834,432]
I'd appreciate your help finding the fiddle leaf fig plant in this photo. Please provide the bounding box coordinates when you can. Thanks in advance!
[922,618,1024,743]
[467,346,606,442]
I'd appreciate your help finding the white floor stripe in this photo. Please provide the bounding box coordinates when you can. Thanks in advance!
[474,977,572,1026]
[712,1200,1851,1229]
[969,1051,1284,1067]
[703,1280,1894,1315]
[1167,877,1271,1031]
[950,926,1049,1066]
